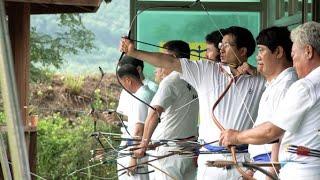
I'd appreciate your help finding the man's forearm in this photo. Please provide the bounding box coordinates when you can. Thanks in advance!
[142,111,160,144]
[133,123,144,138]
[129,50,181,73]
[237,122,284,145]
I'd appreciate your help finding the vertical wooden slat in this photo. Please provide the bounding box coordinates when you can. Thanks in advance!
[28,131,37,179]
[288,0,299,16]
[312,0,320,22]
[276,0,285,20]
[7,2,37,179]
[7,2,30,126]
[260,0,268,30]
[1,0,31,179]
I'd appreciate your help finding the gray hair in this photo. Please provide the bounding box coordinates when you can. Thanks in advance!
[291,21,320,55]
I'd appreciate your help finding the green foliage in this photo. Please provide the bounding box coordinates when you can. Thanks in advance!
[105,88,118,110]
[92,89,105,111]
[37,113,120,179]
[63,75,84,95]
[0,111,6,124]
[30,67,55,83]
[30,14,96,83]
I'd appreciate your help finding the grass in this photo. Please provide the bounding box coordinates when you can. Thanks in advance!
[63,74,85,95]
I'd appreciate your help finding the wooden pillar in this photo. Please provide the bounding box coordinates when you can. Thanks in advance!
[6,2,37,179]
[7,2,30,126]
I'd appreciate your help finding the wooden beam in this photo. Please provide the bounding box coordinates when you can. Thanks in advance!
[29,4,99,14]
[5,0,101,7]
[5,1,101,14]
[136,1,262,12]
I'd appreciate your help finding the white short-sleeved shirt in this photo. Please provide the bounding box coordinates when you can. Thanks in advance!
[150,71,199,140]
[143,78,158,94]
[248,68,298,158]
[271,66,320,170]
[127,85,155,135]
[179,59,265,143]
[117,78,157,136]
[117,89,131,116]
[116,90,130,137]
[117,78,158,115]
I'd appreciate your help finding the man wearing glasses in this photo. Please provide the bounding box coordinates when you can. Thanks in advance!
[120,26,265,180]
[220,21,320,180]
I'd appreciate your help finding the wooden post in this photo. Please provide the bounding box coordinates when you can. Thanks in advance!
[7,2,30,126]
[7,2,37,179]
[0,0,31,179]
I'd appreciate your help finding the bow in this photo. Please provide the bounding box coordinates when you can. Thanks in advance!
[210,70,256,179]
[206,160,278,180]
[89,66,105,132]
[210,77,279,180]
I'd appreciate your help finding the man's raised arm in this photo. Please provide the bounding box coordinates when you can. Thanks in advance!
[120,37,182,73]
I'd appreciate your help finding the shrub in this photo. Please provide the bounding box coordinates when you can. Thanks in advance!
[0,111,5,124]
[30,68,55,84]
[63,75,84,95]
[37,112,120,179]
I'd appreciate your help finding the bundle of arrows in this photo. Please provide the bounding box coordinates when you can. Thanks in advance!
[286,145,320,158]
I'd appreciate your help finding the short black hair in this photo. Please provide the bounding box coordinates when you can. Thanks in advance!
[163,40,190,59]
[205,29,224,49]
[117,64,140,80]
[119,55,144,70]
[223,26,256,57]
[256,26,293,62]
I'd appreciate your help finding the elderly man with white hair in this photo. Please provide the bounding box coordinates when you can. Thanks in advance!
[220,21,320,180]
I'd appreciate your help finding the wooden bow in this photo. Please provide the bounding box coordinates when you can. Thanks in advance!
[211,74,255,180]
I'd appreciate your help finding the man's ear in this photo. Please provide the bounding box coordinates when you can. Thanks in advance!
[126,76,133,86]
[275,46,285,59]
[305,44,314,60]
[136,66,142,74]
[239,47,248,58]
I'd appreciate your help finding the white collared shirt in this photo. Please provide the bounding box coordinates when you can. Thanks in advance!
[179,58,266,143]
[151,71,199,140]
[271,66,320,169]
[117,78,158,115]
[143,78,158,94]
[127,85,155,135]
[117,85,155,137]
[117,89,130,116]
[116,90,130,137]
[117,78,158,137]
[249,67,298,158]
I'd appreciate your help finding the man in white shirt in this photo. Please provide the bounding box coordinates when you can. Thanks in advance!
[205,29,224,62]
[117,56,158,117]
[120,26,266,180]
[220,21,320,180]
[133,40,199,180]
[104,56,157,155]
[248,26,298,179]
[106,56,157,179]
[116,64,155,180]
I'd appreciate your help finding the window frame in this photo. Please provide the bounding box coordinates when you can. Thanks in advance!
[130,0,265,39]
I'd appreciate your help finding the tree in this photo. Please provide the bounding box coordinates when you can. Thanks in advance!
[30,14,95,82]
